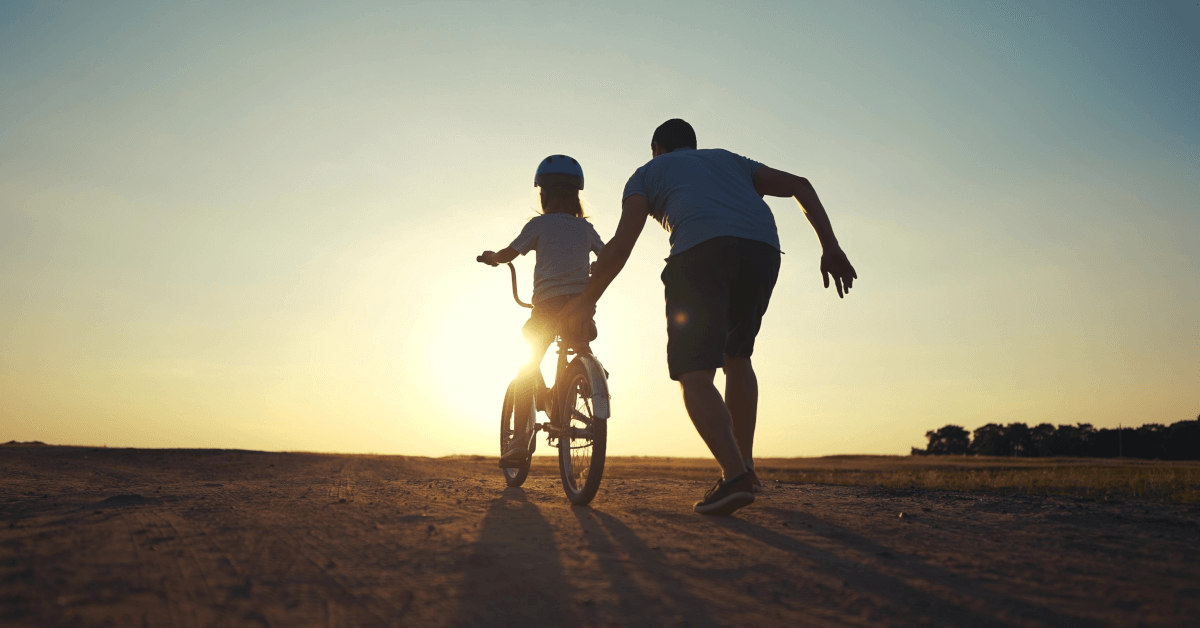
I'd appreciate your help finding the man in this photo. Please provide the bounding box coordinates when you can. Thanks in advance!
[566,119,857,515]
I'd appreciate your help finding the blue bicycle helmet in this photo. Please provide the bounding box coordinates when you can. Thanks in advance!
[534,155,584,190]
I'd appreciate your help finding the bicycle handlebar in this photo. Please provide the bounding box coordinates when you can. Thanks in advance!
[478,256,533,309]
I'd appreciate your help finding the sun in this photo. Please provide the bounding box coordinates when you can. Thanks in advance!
[424,270,545,435]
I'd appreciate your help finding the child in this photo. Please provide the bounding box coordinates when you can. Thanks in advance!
[479,155,605,463]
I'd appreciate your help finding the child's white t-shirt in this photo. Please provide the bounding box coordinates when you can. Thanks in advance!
[509,213,605,304]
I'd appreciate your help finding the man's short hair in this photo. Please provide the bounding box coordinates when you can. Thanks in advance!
[652,118,697,152]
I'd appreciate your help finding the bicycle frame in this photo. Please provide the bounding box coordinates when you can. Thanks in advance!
[480,257,610,427]
[482,254,610,502]
[541,340,609,439]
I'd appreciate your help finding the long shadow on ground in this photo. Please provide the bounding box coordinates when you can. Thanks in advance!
[452,487,581,627]
[711,509,1097,628]
[572,507,720,627]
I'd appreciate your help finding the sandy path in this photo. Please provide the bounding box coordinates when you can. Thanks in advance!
[1,447,1197,627]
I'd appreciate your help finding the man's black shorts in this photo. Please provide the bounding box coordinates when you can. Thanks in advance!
[661,236,781,380]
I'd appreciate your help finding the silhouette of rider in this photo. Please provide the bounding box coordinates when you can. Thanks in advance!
[564,119,856,515]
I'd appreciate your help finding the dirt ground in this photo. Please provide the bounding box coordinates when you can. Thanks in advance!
[2,447,1197,627]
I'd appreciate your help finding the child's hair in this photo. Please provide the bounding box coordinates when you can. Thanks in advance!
[538,187,586,218]
[533,159,586,218]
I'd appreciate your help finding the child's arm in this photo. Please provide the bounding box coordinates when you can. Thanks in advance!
[588,223,605,274]
[485,219,540,266]
[479,247,518,266]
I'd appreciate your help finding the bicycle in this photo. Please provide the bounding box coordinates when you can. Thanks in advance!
[477,257,610,505]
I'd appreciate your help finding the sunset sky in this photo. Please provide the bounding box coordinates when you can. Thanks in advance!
[2,1,1197,458]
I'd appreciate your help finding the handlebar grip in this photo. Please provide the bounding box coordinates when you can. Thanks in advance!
[476,255,485,263]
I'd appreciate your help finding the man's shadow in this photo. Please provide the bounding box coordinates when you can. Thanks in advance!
[709,508,1094,628]
[452,487,579,628]
[452,488,720,628]
[572,507,720,628]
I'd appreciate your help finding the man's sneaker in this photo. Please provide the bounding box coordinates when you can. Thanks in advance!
[693,473,756,516]
[747,467,763,494]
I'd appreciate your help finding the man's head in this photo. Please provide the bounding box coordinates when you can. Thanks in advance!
[651,118,696,157]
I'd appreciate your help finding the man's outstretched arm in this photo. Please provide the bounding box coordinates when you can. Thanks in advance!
[576,194,650,307]
[753,166,857,297]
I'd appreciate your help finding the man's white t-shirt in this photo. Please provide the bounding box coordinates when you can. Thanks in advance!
[509,213,605,304]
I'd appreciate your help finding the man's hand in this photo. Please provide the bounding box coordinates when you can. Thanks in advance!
[560,295,597,339]
[821,247,857,298]
[479,251,498,266]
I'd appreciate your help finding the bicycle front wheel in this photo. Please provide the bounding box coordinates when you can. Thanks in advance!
[500,379,532,487]
[557,359,607,505]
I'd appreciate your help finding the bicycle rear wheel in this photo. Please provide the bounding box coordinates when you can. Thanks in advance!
[500,379,533,487]
[557,359,607,505]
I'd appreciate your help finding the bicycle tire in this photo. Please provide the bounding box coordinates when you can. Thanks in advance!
[500,378,533,487]
[557,358,607,505]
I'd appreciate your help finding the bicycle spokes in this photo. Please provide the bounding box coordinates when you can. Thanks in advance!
[566,380,594,476]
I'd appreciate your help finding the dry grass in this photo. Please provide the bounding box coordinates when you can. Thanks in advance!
[586,455,1200,503]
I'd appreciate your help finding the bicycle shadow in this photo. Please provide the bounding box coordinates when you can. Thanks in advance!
[572,507,720,628]
[707,508,1094,627]
[451,487,581,628]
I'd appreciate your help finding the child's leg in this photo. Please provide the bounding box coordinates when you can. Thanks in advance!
[507,319,555,455]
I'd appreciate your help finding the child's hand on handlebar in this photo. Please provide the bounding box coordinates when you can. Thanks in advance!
[478,251,499,266]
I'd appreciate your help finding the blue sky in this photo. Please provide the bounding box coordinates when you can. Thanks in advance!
[1,1,1196,456]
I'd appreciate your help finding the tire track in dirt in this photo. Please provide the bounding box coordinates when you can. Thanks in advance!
[124,509,210,628]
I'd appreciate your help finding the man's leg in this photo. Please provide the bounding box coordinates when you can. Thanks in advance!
[723,355,757,464]
[722,239,779,472]
[677,369,747,480]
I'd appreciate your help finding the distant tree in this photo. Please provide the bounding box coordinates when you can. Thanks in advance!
[970,423,1008,456]
[1030,423,1056,457]
[1092,428,1119,458]
[1052,423,1096,457]
[1164,420,1200,460]
[919,425,970,455]
[1128,423,1167,459]
[920,418,1198,460]
[1089,423,1174,459]
[1006,423,1032,457]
